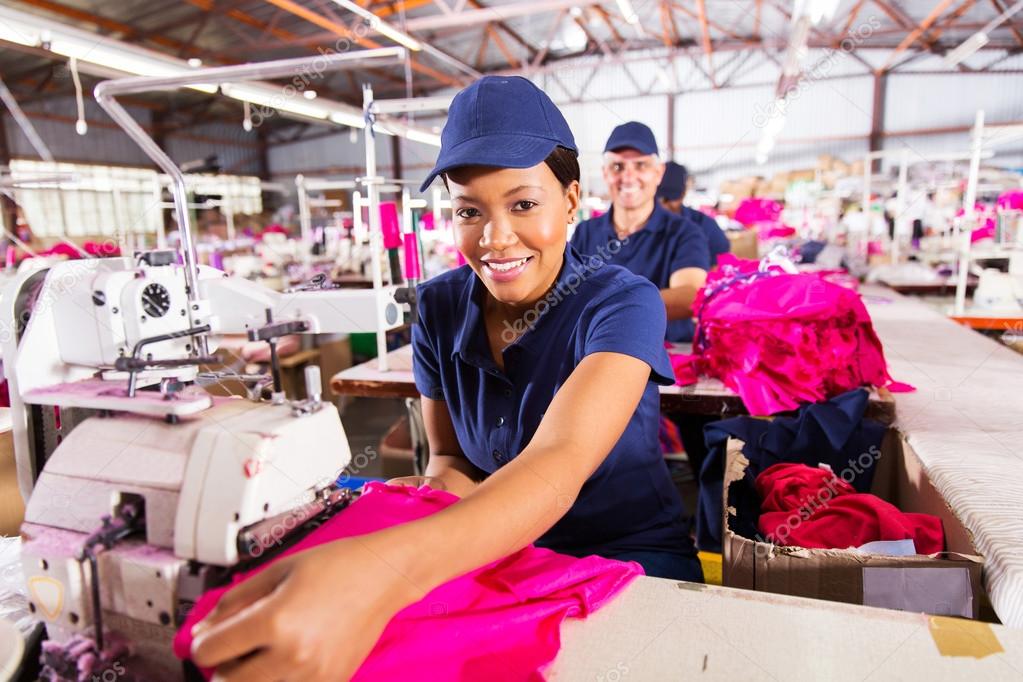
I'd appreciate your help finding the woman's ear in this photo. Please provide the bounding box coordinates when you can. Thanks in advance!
[565,180,581,224]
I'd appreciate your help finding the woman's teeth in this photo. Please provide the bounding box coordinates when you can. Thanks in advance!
[486,257,529,272]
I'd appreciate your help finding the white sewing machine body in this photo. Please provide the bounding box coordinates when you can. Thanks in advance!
[2,253,400,678]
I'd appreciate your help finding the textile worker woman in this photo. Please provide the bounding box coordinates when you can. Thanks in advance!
[188,76,701,681]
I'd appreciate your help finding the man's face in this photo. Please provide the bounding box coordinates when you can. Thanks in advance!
[602,149,664,211]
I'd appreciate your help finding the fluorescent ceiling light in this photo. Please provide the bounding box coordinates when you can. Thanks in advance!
[946,0,1023,66]
[330,110,366,128]
[944,32,989,67]
[49,37,217,93]
[616,0,639,24]
[404,128,442,146]
[0,21,37,46]
[330,0,422,51]
[222,83,329,119]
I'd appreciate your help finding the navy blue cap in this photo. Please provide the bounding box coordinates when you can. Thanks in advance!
[603,121,659,156]
[420,76,577,192]
[656,161,689,200]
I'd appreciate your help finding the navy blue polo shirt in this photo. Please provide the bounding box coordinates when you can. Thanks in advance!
[570,203,709,342]
[681,205,730,266]
[412,246,690,558]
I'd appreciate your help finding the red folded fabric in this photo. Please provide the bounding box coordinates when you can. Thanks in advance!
[755,463,944,553]
[674,255,913,415]
[174,483,642,681]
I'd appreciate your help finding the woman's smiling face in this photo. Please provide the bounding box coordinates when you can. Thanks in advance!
[446,162,580,309]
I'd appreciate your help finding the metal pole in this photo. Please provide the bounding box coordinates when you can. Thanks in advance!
[956,110,985,316]
[893,148,909,264]
[0,77,54,162]
[93,48,407,356]
[364,84,389,371]
[296,173,312,266]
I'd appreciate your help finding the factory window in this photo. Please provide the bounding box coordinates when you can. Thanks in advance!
[9,159,163,238]
[8,160,263,241]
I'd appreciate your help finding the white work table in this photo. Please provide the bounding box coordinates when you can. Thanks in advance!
[551,576,1023,680]
[862,285,1023,628]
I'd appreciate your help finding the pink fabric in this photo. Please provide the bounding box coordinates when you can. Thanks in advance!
[997,189,1023,211]
[174,483,641,681]
[971,222,996,243]
[755,221,796,240]
[734,198,782,227]
[669,255,912,415]
[756,463,944,553]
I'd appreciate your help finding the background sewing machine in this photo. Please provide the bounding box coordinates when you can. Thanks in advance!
[3,49,415,680]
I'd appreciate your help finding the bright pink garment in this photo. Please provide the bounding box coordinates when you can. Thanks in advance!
[174,483,641,681]
[997,189,1023,211]
[756,463,944,553]
[379,201,402,249]
[734,198,782,227]
[671,255,912,415]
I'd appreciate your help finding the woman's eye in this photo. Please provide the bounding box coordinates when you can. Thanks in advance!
[513,200,537,211]
[455,207,480,219]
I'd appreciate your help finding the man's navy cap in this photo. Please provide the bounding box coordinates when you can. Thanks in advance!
[420,76,577,192]
[603,121,659,156]
[656,161,689,200]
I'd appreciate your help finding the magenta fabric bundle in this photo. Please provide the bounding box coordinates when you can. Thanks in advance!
[675,255,911,415]
[174,483,641,681]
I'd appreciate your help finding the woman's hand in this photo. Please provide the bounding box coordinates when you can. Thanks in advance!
[190,536,422,681]
[385,475,448,491]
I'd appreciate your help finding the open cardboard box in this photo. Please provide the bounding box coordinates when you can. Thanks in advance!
[722,429,988,619]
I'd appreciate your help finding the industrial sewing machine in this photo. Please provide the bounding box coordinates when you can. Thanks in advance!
[3,49,422,680]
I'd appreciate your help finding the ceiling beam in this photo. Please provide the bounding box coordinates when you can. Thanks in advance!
[695,0,717,87]
[396,0,604,31]
[917,0,979,54]
[11,0,222,57]
[486,25,521,69]
[671,2,748,42]
[836,0,868,47]
[465,0,539,59]
[259,0,465,87]
[659,1,676,47]
[991,0,1023,49]
[877,0,958,73]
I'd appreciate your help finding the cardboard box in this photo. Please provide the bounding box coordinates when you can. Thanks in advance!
[722,430,986,618]
[726,229,758,260]
[0,419,24,536]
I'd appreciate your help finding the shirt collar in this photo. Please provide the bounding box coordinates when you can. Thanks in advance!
[599,202,669,236]
[451,246,587,363]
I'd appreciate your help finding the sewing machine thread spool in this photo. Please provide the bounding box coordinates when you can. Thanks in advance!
[380,201,402,250]
[304,365,321,404]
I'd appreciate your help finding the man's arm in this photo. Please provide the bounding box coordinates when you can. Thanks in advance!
[661,267,708,319]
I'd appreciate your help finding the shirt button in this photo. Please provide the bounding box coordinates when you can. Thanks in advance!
[493,449,504,463]
[496,416,505,427]
[504,389,513,398]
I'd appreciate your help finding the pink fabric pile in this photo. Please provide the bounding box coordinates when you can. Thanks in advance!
[672,255,912,416]
[733,198,796,240]
[174,483,641,681]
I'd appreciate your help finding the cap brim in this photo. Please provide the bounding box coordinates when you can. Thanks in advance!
[419,134,561,192]
[604,141,659,156]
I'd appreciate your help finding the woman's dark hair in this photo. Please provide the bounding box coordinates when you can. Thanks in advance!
[544,145,580,189]
[442,145,579,190]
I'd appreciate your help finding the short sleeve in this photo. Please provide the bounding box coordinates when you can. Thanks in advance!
[669,216,710,273]
[701,214,731,265]
[583,278,675,385]
[411,285,446,400]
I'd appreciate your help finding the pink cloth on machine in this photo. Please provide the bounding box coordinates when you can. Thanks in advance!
[173,483,642,681]
[671,255,912,416]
